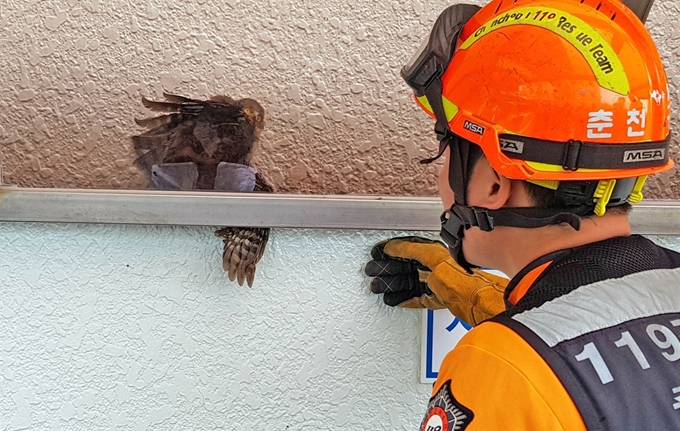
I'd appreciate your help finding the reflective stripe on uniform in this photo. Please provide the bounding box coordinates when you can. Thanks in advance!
[512,267,680,347]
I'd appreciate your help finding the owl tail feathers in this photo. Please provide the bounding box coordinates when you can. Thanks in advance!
[215,227,269,288]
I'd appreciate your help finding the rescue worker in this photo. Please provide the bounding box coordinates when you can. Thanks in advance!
[364,0,680,429]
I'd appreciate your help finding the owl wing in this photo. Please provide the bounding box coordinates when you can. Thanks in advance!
[132,98,201,172]
[132,94,252,188]
[215,226,270,287]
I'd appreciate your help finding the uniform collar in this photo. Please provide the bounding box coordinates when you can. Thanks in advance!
[503,249,572,306]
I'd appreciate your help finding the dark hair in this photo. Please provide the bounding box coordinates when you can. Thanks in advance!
[465,143,484,183]
[466,143,631,214]
[523,182,566,208]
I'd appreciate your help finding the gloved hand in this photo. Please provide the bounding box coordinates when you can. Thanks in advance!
[364,236,509,326]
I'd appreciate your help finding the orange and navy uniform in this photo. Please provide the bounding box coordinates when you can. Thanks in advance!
[420,235,680,431]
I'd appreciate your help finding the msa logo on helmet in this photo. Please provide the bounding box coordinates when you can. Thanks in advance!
[463,121,485,135]
[499,138,524,154]
[623,149,666,163]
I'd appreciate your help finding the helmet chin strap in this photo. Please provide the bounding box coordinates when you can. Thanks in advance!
[438,135,484,273]
[438,136,591,273]
[440,203,590,272]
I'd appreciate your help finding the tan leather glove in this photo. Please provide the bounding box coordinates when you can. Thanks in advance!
[365,236,509,326]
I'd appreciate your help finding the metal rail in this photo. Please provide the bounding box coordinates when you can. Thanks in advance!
[1,187,679,234]
[0,187,446,231]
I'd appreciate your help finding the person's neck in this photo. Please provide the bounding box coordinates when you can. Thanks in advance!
[492,213,632,278]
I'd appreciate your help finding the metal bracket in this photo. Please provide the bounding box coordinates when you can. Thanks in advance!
[0,163,16,187]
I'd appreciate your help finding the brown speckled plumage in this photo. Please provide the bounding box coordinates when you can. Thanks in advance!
[132,92,272,287]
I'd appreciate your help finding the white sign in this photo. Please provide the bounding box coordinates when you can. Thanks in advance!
[420,309,471,383]
[420,269,508,383]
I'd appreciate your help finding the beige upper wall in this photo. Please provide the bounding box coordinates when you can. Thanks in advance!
[1,0,678,197]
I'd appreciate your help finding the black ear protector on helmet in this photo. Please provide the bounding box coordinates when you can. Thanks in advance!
[401,4,479,147]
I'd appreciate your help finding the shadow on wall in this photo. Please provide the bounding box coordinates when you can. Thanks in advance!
[1,1,678,197]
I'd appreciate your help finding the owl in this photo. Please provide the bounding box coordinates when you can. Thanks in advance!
[132,92,273,287]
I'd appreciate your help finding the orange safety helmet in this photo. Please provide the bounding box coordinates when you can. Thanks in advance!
[404,0,671,214]
[401,0,672,270]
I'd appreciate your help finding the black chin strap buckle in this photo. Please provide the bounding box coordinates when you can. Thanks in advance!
[440,208,463,249]
[440,205,495,246]
[435,125,455,143]
[470,207,494,231]
[562,140,583,171]
[452,205,495,232]
[439,205,489,275]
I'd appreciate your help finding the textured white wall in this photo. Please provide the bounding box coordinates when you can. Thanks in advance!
[0,223,435,430]
[1,224,680,430]
[1,0,678,197]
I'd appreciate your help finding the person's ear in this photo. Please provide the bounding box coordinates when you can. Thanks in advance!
[467,158,513,210]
